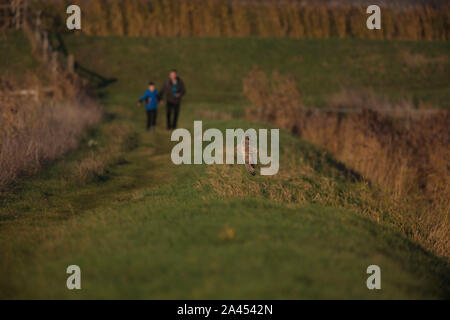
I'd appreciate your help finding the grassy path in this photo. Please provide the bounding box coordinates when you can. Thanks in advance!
[1,100,449,299]
[0,35,449,299]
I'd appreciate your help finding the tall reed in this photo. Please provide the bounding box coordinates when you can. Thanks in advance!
[37,0,450,41]
[0,74,102,189]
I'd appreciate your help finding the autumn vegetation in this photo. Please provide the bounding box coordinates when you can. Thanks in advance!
[1,29,448,298]
[38,0,450,41]
[243,67,449,258]
[0,73,102,189]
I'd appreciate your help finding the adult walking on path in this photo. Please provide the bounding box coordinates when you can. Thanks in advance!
[158,69,186,130]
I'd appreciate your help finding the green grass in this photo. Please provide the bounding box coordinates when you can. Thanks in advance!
[0,32,36,75]
[63,36,450,109]
[0,32,50,82]
[0,34,449,299]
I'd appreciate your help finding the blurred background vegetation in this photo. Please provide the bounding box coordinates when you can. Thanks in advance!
[0,0,449,299]
[36,0,449,40]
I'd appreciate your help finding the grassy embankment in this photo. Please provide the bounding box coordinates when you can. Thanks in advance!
[0,35,449,299]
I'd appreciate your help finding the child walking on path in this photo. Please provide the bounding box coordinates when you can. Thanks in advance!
[137,82,159,131]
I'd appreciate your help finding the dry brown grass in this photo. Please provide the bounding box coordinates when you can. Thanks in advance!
[243,66,304,133]
[242,67,450,258]
[74,153,107,183]
[38,0,450,41]
[328,88,414,113]
[70,121,138,184]
[401,50,448,69]
[0,75,102,189]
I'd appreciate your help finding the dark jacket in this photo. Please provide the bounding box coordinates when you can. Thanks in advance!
[158,77,186,105]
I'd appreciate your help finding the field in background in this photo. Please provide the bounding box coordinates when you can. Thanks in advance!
[38,0,450,40]
[63,35,450,110]
[1,34,449,298]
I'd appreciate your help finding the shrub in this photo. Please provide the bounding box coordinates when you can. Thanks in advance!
[0,76,102,189]
[74,153,108,183]
[242,68,450,258]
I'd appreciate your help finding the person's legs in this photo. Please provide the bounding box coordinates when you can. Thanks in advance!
[172,103,180,129]
[152,109,157,127]
[166,103,173,130]
[146,110,152,131]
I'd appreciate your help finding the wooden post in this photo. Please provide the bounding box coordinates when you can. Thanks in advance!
[51,51,58,74]
[22,0,27,29]
[42,32,49,62]
[34,13,42,47]
[35,10,41,28]
[67,55,75,73]
[35,28,40,43]
[405,110,411,130]
[14,0,20,30]
[12,0,24,30]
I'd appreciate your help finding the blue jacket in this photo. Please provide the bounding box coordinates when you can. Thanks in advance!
[138,89,159,110]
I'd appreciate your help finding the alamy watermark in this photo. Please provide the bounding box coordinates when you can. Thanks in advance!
[66,265,81,290]
[66,5,81,30]
[366,265,381,290]
[366,5,381,30]
[170,121,279,176]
